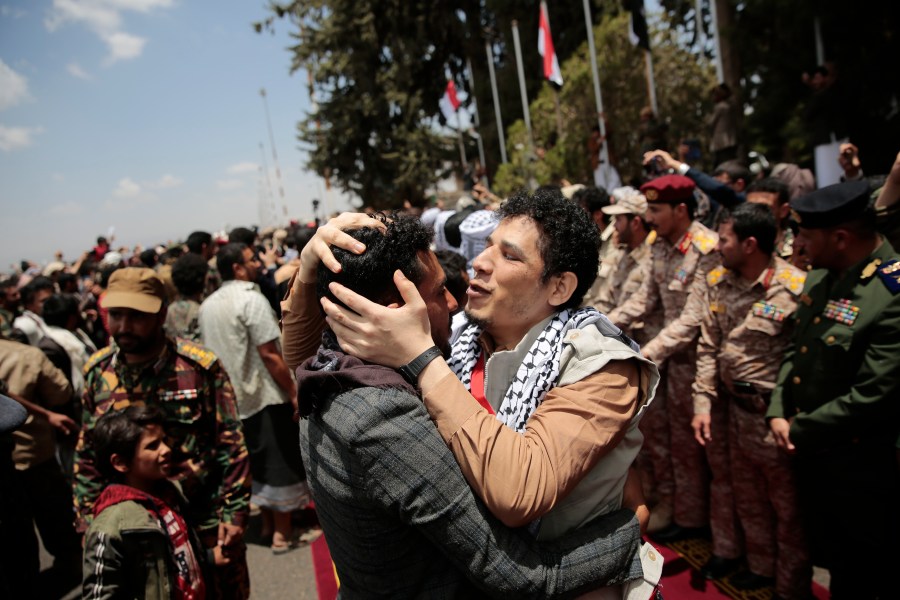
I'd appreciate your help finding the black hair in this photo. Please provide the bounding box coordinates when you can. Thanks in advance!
[746,177,790,206]
[171,253,209,297]
[723,202,777,255]
[572,186,611,215]
[228,227,256,247]
[41,294,80,328]
[495,188,601,309]
[186,231,213,254]
[217,243,248,282]
[293,226,316,253]
[98,265,121,289]
[434,250,468,310]
[139,249,158,268]
[57,272,78,291]
[93,405,165,483]
[316,213,432,308]
[713,160,752,186]
[21,276,55,308]
[0,277,17,294]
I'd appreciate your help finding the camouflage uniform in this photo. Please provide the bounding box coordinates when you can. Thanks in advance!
[0,307,15,339]
[694,258,811,597]
[74,338,251,599]
[609,220,719,531]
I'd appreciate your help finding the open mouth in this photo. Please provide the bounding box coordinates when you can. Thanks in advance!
[467,281,491,297]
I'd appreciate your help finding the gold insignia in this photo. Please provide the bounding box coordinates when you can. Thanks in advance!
[709,302,727,313]
[645,189,659,201]
[861,258,882,280]
[777,267,806,295]
[692,232,717,255]
[646,230,657,245]
[790,209,802,224]
[707,266,727,286]
[176,339,217,370]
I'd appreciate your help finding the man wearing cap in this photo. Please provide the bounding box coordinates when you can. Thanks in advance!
[73,267,252,599]
[691,203,811,596]
[607,175,741,577]
[767,180,900,599]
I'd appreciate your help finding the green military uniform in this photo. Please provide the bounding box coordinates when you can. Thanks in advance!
[767,181,900,599]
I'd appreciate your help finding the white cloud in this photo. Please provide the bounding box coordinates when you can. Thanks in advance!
[0,124,43,151]
[48,201,84,217]
[67,62,92,80]
[0,59,29,110]
[148,173,182,189]
[227,161,259,175]
[217,179,244,191]
[1,6,27,19]
[44,0,174,64]
[52,173,65,181]
[113,177,141,197]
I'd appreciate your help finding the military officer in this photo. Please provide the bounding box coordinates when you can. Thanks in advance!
[692,203,810,597]
[767,180,900,600]
[74,268,252,599]
[607,175,730,566]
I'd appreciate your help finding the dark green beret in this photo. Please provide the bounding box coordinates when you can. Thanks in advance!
[790,180,871,229]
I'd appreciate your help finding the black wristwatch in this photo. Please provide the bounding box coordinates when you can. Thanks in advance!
[398,346,442,385]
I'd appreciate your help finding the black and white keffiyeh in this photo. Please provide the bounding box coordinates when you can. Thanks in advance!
[448,307,638,433]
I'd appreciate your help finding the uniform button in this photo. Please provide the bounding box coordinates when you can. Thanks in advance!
[792,376,801,385]
[826,335,835,344]
[813,316,821,324]
[648,550,657,561]
[800,346,808,353]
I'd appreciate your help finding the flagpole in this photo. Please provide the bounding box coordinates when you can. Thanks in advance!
[644,50,659,115]
[466,59,488,181]
[581,0,609,163]
[709,0,725,83]
[511,20,535,157]
[485,41,508,164]
[455,106,468,171]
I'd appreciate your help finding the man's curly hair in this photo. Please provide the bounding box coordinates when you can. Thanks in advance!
[496,188,601,310]
[317,213,434,308]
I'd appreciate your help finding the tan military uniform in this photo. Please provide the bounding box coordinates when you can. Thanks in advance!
[694,258,812,596]
[608,220,719,532]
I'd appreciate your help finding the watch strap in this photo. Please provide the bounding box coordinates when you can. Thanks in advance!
[398,346,442,385]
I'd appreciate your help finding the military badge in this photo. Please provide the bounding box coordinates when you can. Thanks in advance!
[676,232,693,255]
[674,267,689,284]
[751,301,787,322]
[707,266,727,286]
[823,298,859,326]
[861,258,882,280]
[776,268,806,294]
[877,259,900,294]
[645,189,658,201]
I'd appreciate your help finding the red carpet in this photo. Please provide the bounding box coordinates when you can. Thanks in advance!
[310,532,829,600]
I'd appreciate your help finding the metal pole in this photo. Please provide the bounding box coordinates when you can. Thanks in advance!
[708,0,725,83]
[456,108,468,170]
[510,20,534,152]
[260,88,288,220]
[813,17,825,65]
[694,0,706,51]
[644,50,659,115]
[582,0,608,161]
[485,41,508,164]
[466,59,488,179]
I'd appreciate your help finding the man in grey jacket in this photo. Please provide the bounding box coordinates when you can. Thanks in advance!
[295,214,644,598]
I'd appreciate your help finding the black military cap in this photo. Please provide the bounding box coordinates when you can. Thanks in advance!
[790,180,871,229]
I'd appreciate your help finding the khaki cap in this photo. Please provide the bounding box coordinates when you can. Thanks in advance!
[602,189,648,216]
[102,268,165,313]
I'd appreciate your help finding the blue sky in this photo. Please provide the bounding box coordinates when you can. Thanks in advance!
[0,0,353,272]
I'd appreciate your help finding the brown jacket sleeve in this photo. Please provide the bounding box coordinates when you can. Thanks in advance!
[421,360,641,527]
[280,270,326,371]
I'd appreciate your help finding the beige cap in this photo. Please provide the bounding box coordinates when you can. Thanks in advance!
[561,184,585,200]
[101,268,165,313]
[602,188,648,216]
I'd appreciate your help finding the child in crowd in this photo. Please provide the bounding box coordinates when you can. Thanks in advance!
[82,405,212,600]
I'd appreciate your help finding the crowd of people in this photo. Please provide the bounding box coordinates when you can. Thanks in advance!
[1,118,899,600]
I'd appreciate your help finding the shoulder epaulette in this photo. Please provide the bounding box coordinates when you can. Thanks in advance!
[776,267,807,295]
[706,266,728,286]
[646,230,657,245]
[175,339,218,370]
[83,346,115,374]
[877,259,900,294]
[691,231,718,255]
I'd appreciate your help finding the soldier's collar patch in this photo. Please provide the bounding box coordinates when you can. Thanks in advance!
[877,259,900,294]
[823,298,859,326]
[676,232,693,255]
[752,301,787,322]
[861,258,882,281]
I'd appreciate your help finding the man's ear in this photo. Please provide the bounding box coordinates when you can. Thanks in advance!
[548,272,579,308]
[110,453,130,475]
[742,236,759,255]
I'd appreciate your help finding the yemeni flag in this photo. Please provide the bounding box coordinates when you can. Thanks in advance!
[624,0,650,50]
[439,79,462,125]
[538,1,563,87]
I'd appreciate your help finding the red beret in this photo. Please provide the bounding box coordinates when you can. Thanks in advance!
[640,174,696,204]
